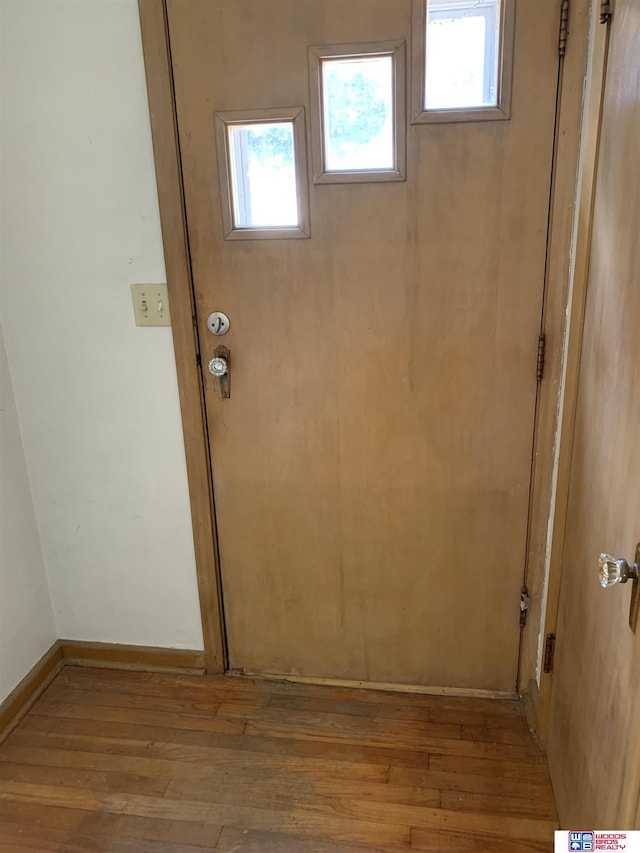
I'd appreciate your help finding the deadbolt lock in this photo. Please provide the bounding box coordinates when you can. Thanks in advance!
[207,311,230,336]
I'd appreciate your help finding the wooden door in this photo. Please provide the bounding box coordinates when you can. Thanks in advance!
[546,1,640,826]
[167,0,561,691]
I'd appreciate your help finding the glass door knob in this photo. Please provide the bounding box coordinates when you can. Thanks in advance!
[598,553,639,588]
[208,356,228,377]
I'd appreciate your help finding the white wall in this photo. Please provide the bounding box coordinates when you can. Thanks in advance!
[0,0,204,650]
[0,321,57,702]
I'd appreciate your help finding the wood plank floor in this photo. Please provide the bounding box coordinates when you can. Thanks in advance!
[0,667,558,852]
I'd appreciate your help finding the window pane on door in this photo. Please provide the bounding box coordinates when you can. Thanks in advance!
[228,122,299,228]
[425,0,501,110]
[322,55,394,172]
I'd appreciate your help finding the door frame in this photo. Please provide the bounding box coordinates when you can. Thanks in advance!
[138,0,590,691]
[138,0,226,673]
[535,4,612,744]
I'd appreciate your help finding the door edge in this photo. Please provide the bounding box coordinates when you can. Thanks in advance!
[523,1,610,738]
[138,0,227,674]
[516,0,592,697]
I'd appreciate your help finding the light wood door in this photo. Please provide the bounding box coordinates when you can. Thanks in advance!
[167,0,561,691]
[547,1,640,826]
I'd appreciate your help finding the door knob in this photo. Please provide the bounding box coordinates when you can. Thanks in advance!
[208,356,228,377]
[598,544,640,632]
[598,553,639,588]
[208,345,230,398]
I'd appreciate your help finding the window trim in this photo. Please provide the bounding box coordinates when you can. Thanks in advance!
[411,0,516,125]
[214,107,310,240]
[308,40,406,184]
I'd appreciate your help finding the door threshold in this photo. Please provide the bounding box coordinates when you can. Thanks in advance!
[225,669,519,701]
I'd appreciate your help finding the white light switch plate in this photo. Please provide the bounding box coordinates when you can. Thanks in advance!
[131,283,171,327]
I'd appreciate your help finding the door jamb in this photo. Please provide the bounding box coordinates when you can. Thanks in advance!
[138,0,226,673]
[516,0,592,697]
[534,4,611,744]
[137,0,592,691]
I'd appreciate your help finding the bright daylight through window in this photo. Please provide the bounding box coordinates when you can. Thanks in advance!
[322,55,394,173]
[228,121,299,229]
[425,0,501,110]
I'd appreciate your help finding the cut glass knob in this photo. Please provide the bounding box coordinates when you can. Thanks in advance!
[208,356,228,377]
[598,553,639,588]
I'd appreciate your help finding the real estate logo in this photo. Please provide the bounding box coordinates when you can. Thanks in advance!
[556,831,640,852]
[569,832,594,851]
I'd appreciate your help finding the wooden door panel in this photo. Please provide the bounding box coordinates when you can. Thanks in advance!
[547,0,640,826]
[168,0,560,689]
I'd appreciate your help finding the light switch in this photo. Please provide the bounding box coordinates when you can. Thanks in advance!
[131,284,171,327]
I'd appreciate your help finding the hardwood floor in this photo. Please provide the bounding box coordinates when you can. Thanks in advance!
[0,667,558,851]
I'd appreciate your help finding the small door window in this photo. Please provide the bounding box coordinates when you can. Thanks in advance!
[412,0,515,124]
[215,108,310,240]
[309,41,406,184]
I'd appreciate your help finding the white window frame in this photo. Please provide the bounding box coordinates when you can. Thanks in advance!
[309,41,406,184]
[214,107,311,240]
[411,0,516,124]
